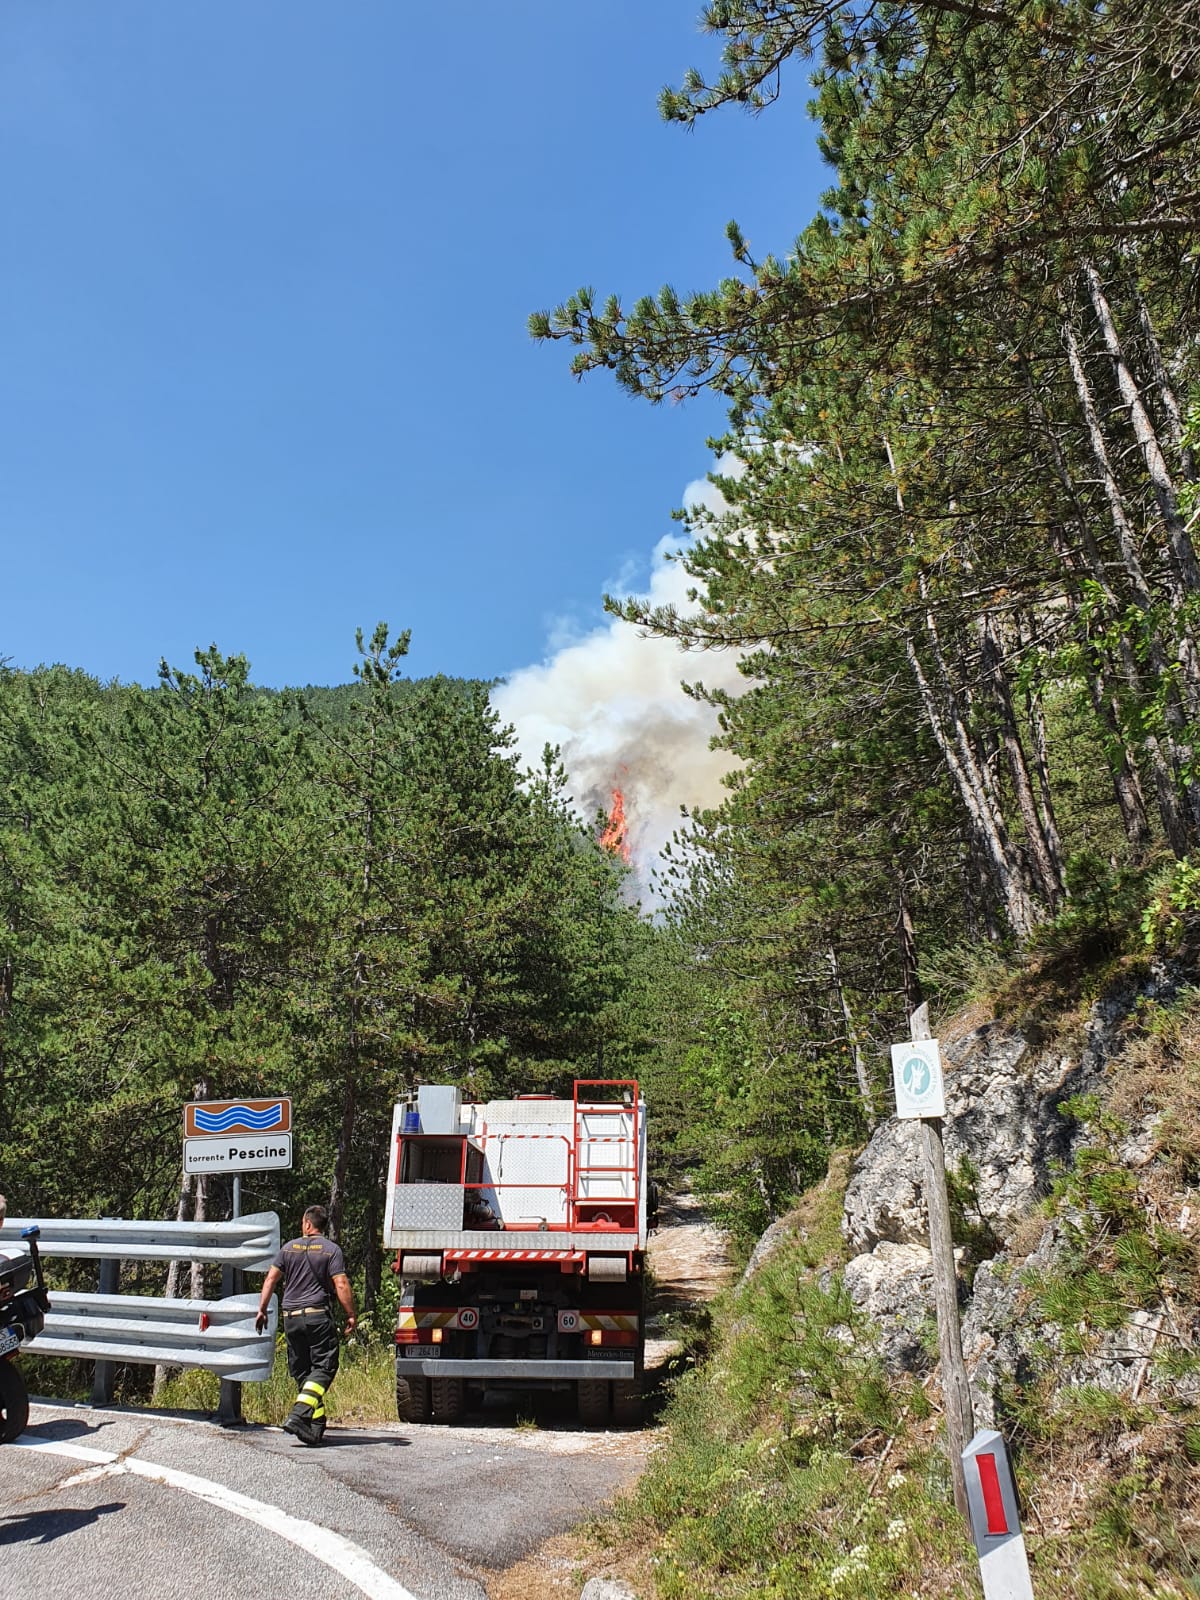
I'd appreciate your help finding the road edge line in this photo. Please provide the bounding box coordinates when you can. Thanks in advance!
[14,1437,420,1600]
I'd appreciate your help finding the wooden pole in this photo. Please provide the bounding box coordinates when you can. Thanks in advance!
[911,1002,975,1518]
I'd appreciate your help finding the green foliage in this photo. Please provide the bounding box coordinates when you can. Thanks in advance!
[153,1335,396,1425]
[1141,856,1200,950]
[532,0,1200,1266]
[945,1156,1001,1278]
[0,641,652,1309]
[610,1212,971,1599]
[1026,1127,1192,1356]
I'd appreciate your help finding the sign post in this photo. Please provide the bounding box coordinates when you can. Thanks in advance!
[184,1098,293,1424]
[893,1007,975,1518]
[962,1430,1035,1598]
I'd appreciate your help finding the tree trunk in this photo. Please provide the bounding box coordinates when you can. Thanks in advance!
[895,881,924,1019]
[1084,672,1153,852]
[1062,315,1155,605]
[828,947,876,1123]
[979,615,1064,909]
[1132,284,1190,473]
[1016,620,1068,887]
[363,1136,385,1319]
[328,1074,357,1243]
[906,632,1039,940]
[1084,263,1200,594]
[1062,312,1200,844]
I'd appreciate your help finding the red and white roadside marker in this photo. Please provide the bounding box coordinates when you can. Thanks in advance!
[961,1430,1035,1599]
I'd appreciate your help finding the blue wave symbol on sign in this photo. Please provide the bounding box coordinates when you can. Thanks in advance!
[194,1103,285,1133]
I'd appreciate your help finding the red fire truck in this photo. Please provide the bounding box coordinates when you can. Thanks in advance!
[384,1079,648,1426]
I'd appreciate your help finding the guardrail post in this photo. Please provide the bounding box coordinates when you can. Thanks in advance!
[91,1253,120,1406]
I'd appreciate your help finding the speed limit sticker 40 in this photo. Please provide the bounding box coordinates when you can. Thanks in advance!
[457,1307,479,1330]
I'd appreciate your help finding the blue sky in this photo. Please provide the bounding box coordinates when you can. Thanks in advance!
[1,3,827,692]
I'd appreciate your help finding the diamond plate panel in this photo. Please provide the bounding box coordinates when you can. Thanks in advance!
[391,1185,465,1231]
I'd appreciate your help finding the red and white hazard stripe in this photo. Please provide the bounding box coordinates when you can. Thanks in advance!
[444,1248,586,1262]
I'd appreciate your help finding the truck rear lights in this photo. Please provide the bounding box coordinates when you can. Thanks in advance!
[586,1329,638,1348]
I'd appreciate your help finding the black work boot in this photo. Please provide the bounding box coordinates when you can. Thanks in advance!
[283,1412,320,1446]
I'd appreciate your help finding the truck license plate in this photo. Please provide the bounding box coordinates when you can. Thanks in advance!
[403,1345,440,1358]
[0,1328,20,1357]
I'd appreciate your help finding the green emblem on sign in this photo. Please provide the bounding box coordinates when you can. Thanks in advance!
[902,1055,932,1099]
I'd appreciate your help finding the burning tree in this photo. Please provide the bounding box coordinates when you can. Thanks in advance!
[599,788,632,863]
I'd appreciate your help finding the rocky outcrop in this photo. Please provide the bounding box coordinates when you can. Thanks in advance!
[829,968,1190,1413]
[842,1242,939,1373]
[841,992,1141,1255]
[740,1213,801,1286]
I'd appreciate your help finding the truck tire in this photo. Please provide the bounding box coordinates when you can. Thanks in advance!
[577,1378,610,1426]
[611,1379,644,1427]
[431,1376,466,1422]
[0,1362,29,1443]
[396,1367,433,1424]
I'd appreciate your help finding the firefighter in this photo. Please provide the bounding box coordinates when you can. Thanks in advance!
[255,1204,356,1446]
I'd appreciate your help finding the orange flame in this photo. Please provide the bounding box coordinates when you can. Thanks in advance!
[599,788,632,863]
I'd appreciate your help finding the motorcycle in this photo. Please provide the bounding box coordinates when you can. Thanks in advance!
[0,1226,50,1443]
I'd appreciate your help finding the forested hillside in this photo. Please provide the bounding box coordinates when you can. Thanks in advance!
[532,0,1200,1248]
[0,628,657,1312]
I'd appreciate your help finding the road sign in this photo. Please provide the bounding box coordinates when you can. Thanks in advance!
[184,1098,293,1174]
[184,1136,293,1175]
[890,1038,946,1118]
[962,1430,1035,1598]
[185,1098,291,1138]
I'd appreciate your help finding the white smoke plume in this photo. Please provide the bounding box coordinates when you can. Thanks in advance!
[492,463,745,897]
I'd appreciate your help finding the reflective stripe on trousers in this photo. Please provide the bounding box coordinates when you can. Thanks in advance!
[293,1379,327,1421]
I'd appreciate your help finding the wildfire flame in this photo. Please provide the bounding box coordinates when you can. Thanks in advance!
[599,788,632,863]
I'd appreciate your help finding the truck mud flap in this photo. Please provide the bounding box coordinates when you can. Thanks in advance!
[586,1256,627,1281]
[399,1253,443,1281]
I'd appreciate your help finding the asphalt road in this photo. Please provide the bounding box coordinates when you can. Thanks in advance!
[0,1400,651,1600]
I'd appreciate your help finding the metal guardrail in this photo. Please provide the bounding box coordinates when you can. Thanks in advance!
[25,1292,277,1382]
[0,1213,282,1400]
[0,1212,279,1271]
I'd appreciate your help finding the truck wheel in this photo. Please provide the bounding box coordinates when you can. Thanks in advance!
[577,1378,610,1426]
[611,1379,644,1428]
[396,1367,432,1424]
[0,1362,29,1443]
[431,1376,466,1422]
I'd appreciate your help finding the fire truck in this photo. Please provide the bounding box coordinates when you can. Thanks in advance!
[384,1079,648,1426]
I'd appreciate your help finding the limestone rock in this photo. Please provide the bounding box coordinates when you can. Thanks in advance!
[841,979,1152,1255]
[843,1243,937,1373]
[580,1579,640,1600]
[740,1213,800,1284]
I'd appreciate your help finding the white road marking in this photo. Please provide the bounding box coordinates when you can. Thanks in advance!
[14,1436,420,1600]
